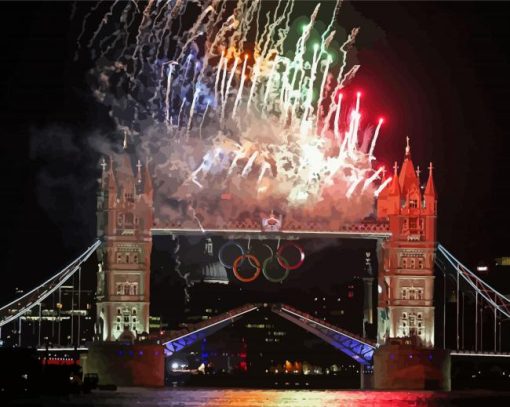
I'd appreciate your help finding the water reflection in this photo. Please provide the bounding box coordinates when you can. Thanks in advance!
[94,388,510,407]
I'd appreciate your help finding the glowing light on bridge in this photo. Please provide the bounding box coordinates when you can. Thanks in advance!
[79,0,386,225]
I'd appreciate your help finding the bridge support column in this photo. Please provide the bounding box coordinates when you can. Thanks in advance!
[360,368,374,389]
[373,342,450,390]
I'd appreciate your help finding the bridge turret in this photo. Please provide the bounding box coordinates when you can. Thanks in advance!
[376,138,437,349]
[96,149,153,342]
[377,161,401,219]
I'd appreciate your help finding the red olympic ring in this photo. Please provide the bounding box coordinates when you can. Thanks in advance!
[262,255,290,283]
[277,242,305,270]
[233,254,261,283]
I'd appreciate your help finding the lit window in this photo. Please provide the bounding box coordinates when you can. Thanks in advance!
[409,200,417,209]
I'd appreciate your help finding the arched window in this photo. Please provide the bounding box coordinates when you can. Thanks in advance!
[132,308,137,316]
[124,284,130,295]
[124,213,134,226]
[125,254,130,263]
[409,288,416,300]
[133,254,138,264]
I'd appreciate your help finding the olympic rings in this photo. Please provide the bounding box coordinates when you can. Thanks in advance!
[233,254,261,283]
[277,242,305,270]
[218,239,305,283]
[262,255,290,283]
[218,241,244,268]
[247,243,274,268]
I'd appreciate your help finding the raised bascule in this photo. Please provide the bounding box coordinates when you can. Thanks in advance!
[89,137,450,389]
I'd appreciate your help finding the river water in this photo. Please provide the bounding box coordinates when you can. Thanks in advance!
[11,388,510,406]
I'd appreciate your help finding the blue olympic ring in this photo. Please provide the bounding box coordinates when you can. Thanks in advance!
[218,241,245,269]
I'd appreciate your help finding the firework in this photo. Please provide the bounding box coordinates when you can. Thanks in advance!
[77,0,385,225]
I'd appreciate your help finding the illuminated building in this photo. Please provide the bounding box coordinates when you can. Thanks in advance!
[376,138,437,347]
[95,151,153,341]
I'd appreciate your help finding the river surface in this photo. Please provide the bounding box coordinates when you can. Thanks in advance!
[8,388,510,406]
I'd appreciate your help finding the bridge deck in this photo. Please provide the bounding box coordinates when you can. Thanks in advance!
[151,227,391,240]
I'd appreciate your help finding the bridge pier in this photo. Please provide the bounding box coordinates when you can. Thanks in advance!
[373,342,450,390]
[82,342,165,387]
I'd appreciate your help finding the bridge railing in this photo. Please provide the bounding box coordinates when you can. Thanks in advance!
[0,240,101,327]
[437,244,510,320]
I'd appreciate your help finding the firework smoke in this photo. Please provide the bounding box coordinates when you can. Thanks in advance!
[77,0,385,227]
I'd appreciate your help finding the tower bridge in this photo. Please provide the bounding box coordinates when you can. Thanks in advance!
[2,141,510,390]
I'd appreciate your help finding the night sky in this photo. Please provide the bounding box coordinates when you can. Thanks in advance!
[1,1,510,303]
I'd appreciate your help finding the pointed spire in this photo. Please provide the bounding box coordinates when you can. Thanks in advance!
[136,159,142,184]
[143,160,153,196]
[100,157,107,174]
[399,137,419,196]
[389,161,401,196]
[425,162,436,197]
[106,156,116,191]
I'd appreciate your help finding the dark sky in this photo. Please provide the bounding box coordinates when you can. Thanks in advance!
[1,1,510,301]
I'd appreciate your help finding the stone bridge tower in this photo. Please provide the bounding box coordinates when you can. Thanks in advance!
[376,138,437,348]
[96,152,153,341]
